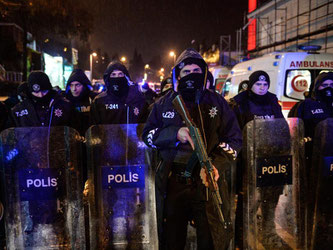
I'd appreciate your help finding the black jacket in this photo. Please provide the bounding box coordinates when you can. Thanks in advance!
[142,90,242,249]
[65,69,97,135]
[90,85,148,125]
[0,101,8,132]
[230,90,284,130]
[288,97,333,138]
[10,91,77,128]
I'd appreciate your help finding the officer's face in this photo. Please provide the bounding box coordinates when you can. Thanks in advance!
[32,90,49,98]
[251,81,269,95]
[70,81,84,97]
[318,79,333,90]
[110,70,125,78]
[178,64,202,79]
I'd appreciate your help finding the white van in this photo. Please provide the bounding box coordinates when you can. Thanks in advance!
[209,65,231,95]
[224,48,333,116]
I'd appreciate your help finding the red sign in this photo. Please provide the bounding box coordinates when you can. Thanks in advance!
[291,75,308,92]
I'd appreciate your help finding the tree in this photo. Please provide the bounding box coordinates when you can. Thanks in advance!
[129,48,144,83]
[0,0,94,79]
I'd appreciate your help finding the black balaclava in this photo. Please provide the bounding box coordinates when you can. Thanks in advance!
[172,49,207,103]
[314,72,333,104]
[28,71,53,104]
[248,70,271,104]
[108,76,129,96]
[103,61,131,97]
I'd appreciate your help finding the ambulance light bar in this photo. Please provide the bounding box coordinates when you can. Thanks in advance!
[298,45,321,51]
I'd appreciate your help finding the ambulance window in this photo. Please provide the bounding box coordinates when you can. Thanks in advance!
[215,78,225,94]
[285,70,311,100]
[222,78,231,97]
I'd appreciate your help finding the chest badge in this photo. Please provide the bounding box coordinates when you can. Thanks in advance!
[54,108,63,117]
[134,107,140,116]
[208,106,218,118]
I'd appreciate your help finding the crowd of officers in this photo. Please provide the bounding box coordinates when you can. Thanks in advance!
[0,48,332,250]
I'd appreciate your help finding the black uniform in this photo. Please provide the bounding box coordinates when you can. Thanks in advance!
[0,102,8,132]
[288,72,333,138]
[90,61,148,125]
[288,72,333,247]
[11,90,76,128]
[229,71,285,249]
[142,49,242,250]
[230,90,284,130]
[65,69,97,135]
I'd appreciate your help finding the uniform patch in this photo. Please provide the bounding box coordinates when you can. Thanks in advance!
[311,109,324,114]
[259,75,266,81]
[162,111,175,119]
[208,107,218,118]
[178,62,185,69]
[134,107,139,116]
[54,108,63,117]
[32,84,40,92]
[15,109,28,117]
[105,104,119,110]
[146,128,158,148]
[254,114,275,119]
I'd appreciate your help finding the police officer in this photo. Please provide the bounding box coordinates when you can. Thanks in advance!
[159,77,173,96]
[288,72,333,247]
[230,70,284,129]
[10,71,76,128]
[289,72,333,138]
[65,69,97,136]
[142,48,242,250]
[229,70,285,249]
[90,61,148,124]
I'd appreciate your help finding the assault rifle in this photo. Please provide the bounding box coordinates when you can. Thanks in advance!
[172,94,228,229]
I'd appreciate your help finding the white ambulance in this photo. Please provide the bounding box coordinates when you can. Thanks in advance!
[209,65,231,95]
[224,47,333,116]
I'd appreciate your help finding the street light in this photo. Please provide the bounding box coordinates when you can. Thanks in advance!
[121,56,126,63]
[169,51,176,64]
[90,52,97,81]
[160,67,165,72]
[145,64,150,69]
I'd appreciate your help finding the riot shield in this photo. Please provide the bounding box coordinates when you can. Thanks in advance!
[310,118,333,249]
[86,124,158,249]
[0,126,85,249]
[243,118,306,250]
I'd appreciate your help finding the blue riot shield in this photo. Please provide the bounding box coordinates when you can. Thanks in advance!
[310,118,333,249]
[85,124,158,249]
[243,118,306,250]
[0,126,85,249]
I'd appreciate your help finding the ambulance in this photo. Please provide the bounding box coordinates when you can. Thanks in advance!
[224,46,333,116]
[209,65,231,95]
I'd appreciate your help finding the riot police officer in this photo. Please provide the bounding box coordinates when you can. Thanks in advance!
[288,72,333,138]
[230,70,284,129]
[10,71,76,128]
[90,61,148,124]
[229,70,285,249]
[142,48,242,250]
[289,72,333,248]
[65,69,97,136]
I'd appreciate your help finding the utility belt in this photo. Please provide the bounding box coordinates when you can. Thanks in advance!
[171,163,196,186]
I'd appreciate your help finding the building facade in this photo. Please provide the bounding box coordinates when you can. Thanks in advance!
[247,0,333,56]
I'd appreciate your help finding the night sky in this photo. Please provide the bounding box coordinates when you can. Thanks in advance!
[90,0,248,65]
